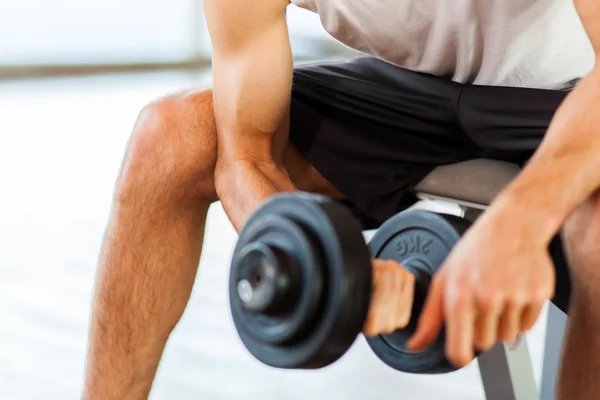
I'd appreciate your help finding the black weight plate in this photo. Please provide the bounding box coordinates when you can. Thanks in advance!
[230,193,372,369]
[231,213,324,346]
[365,210,471,374]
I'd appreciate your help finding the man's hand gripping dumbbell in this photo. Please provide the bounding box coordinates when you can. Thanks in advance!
[229,192,471,374]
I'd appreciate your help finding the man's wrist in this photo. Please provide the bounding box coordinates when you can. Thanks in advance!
[215,158,296,230]
[483,65,600,244]
[487,180,565,246]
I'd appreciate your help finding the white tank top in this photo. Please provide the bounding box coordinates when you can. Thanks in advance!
[290,0,595,89]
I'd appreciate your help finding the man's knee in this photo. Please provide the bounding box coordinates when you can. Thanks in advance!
[563,191,600,290]
[118,89,217,202]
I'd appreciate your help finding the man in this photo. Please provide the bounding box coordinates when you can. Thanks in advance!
[84,0,600,399]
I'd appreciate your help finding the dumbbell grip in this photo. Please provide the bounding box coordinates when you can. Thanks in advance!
[412,271,430,323]
[402,259,433,335]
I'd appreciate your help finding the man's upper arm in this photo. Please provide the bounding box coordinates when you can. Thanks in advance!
[204,0,290,54]
[204,0,293,163]
[575,0,600,57]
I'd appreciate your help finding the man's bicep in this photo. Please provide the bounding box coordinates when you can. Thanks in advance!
[204,0,290,54]
[575,0,600,56]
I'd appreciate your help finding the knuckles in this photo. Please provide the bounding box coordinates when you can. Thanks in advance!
[447,281,550,310]
[475,292,503,311]
[446,288,472,308]
[504,291,529,307]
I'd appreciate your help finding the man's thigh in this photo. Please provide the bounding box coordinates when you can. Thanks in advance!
[563,191,600,290]
[458,83,570,162]
[288,57,478,227]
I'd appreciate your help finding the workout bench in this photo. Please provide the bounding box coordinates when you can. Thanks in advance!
[414,159,569,400]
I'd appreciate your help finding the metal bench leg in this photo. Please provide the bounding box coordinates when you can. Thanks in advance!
[541,304,568,400]
[478,336,539,400]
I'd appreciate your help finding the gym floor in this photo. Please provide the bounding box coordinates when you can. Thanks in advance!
[0,70,551,399]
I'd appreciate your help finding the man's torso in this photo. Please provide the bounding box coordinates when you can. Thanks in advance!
[291,0,595,89]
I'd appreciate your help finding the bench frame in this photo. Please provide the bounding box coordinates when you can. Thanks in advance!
[414,166,568,400]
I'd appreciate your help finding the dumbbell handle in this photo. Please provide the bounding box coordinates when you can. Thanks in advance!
[237,241,432,334]
[367,258,433,345]
[410,272,432,337]
[404,257,433,318]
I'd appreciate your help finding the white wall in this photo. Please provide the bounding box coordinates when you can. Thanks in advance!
[0,0,336,65]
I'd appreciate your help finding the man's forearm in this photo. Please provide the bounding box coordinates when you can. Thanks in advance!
[491,0,600,242]
[490,64,600,241]
[216,159,297,230]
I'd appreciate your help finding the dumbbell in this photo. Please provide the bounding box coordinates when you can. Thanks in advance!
[228,192,471,373]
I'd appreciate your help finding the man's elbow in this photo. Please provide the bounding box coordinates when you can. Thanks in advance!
[574,0,600,56]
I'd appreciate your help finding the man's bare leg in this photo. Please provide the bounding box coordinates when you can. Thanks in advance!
[83,89,340,400]
[557,192,600,399]
[83,90,219,400]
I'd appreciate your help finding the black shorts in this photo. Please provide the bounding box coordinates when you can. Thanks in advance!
[288,57,572,312]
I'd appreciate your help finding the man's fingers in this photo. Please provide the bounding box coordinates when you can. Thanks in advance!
[473,297,503,352]
[397,271,415,329]
[381,261,414,334]
[406,275,445,351]
[498,301,525,343]
[520,300,545,332]
[363,260,402,336]
[445,289,476,367]
[363,261,389,336]
[384,263,403,334]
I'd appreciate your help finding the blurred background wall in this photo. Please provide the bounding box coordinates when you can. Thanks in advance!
[0,1,354,79]
[0,2,549,400]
